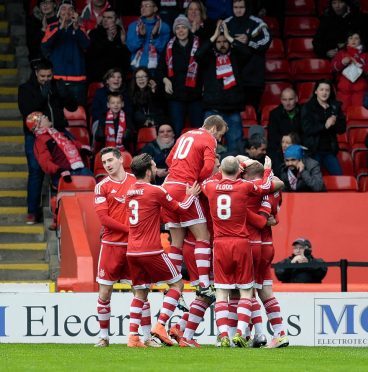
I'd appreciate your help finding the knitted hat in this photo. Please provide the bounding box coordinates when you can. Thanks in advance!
[284,144,303,160]
[292,238,312,249]
[173,15,191,32]
[26,112,43,132]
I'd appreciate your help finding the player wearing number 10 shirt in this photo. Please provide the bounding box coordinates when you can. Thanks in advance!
[202,156,273,347]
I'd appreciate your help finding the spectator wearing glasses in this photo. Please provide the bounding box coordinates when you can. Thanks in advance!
[140,123,175,184]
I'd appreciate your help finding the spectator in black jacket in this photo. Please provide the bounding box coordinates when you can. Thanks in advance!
[140,123,175,184]
[86,8,131,83]
[268,88,302,175]
[158,15,204,137]
[274,238,328,283]
[195,20,250,153]
[279,144,325,192]
[313,0,368,59]
[18,59,77,224]
[301,79,346,175]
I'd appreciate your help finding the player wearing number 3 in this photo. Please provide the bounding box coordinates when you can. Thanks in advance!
[126,153,201,347]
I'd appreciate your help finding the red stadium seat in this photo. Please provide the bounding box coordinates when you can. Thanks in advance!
[353,150,368,174]
[122,16,139,29]
[265,59,291,81]
[357,173,368,191]
[337,132,350,151]
[296,82,315,104]
[241,105,258,126]
[57,175,96,204]
[284,17,320,37]
[286,38,316,59]
[286,0,316,15]
[66,127,90,147]
[242,125,268,139]
[323,175,358,192]
[346,106,368,128]
[137,127,157,151]
[262,16,280,37]
[337,151,354,176]
[290,59,332,81]
[348,127,368,147]
[260,104,278,127]
[87,82,103,107]
[64,106,87,127]
[260,82,292,108]
[266,38,285,59]
[317,0,329,15]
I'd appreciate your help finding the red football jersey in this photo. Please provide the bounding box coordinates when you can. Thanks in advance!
[202,177,271,239]
[260,191,282,243]
[94,173,136,245]
[127,182,195,256]
[166,128,217,184]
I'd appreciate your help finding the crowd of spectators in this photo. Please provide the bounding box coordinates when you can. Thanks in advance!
[20,0,368,224]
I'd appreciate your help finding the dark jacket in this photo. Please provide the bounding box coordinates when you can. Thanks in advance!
[301,97,346,155]
[279,156,326,192]
[158,34,203,102]
[226,13,271,88]
[18,73,77,134]
[275,253,328,283]
[194,39,250,112]
[86,25,131,83]
[268,104,302,175]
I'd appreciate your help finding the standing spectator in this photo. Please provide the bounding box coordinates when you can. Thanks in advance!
[126,0,170,73]
[279,144,325,192]
[185,0,215,41]
[274,238,328,283]
[18,59,77,224]
[41,0,90,105]
[226,0,271,110]
[313,0,368,59]
[80,0,111,33]
[158,15,204,136]
[301,79,346,175]
[26,0,58,62]
[195,20,250,153]
[268,88,302,175]
[87,8,130,82]
[140,123,175,184]
[130,67,166,129]
[91,68,132,124]
[332,31,368,112]
[205,0,232,21]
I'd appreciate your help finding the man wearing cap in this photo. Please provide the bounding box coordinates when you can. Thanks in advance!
[157,14,203,136]
[279,144,325,192]
[274,238,328,283]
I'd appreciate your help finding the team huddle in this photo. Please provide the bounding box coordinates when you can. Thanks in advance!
[94,115,289,348]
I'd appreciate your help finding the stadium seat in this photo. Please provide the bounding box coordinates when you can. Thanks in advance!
[290,59,332,81]
[260,104,278,127]
[284,16,320,37]
[337,132,350,151]
[296,82,315,104]
[266,38,285,59]
[137,127,157,151]
[241,105,258,126]
[286,0,316,15]
[63,106,87,127]
[346,106,368,128]
[337,151,354,176]
[286,38,316,59]
[265,59,291,81]
[317,0,329,15]
[357,173,368,191]
[87,82,103,107]
[353,150,368,174]
[323,175,358,192]
[57,175,96,204]
[242,125,267,139]
[262,16,280,37]
[260,82,292,108]
[348,127,368,147]
[66,127,90,147]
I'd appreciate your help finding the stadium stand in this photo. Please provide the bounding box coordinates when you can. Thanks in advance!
[136,127,157,151]
[265,59,291,81]
[240,105,258,126]
[296,81,315,104]
[63,106,87,128]
[266,38,285,59]
[286,37,316,59]
[290,58,332,81]
[322,175,358,192]
[285,0,316,16]
[284,16,320,37]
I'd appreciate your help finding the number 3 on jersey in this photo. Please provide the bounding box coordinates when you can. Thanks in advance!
[217,194,231,220]
[129,200,139,225]
[173,136,194,159]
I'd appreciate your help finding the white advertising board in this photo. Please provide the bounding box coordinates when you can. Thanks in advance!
[0,292,367,346]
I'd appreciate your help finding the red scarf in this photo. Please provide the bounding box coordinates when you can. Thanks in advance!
[166,36,199,88]
[215,52,237,90]
[105,110,126,149]
[346,45,364,64]
[35,128,84,170]
[131,17,161,69]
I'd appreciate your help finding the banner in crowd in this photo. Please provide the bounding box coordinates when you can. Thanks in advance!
[0,292,367,346]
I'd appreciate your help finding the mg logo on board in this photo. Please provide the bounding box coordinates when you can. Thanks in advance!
[314,298,368,346]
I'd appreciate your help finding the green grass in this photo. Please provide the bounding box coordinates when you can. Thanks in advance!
[1,345,367,372]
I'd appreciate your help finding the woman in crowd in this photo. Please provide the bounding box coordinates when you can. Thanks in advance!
[185,0,215,41]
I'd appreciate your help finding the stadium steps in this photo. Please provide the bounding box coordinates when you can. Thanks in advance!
[0,263,49,280]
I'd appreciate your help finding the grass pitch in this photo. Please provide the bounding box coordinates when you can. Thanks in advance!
[1,344,367,372]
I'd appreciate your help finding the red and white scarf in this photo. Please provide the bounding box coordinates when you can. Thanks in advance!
[105,110,126,149]
[131,17,161,69]
[287,169,298,191]
[166,36,199,88]
[215,52,237,90]
[35,128,84,170]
